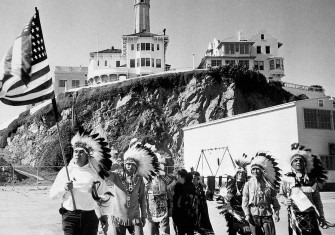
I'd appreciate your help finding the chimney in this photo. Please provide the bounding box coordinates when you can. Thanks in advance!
[111,46,114,50]
[238,30,245,41]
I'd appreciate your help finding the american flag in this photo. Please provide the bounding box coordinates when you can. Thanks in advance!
[0,8,54,106]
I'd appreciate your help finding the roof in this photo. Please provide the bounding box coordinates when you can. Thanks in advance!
[91,48,122,54]
[123,31,165,37]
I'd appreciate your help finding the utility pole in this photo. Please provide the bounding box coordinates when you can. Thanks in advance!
[192,53,195,69]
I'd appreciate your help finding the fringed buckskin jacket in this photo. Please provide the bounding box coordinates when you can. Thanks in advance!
[109,171,147,226]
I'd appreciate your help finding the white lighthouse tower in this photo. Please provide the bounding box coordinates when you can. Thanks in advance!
[134,0,150,33]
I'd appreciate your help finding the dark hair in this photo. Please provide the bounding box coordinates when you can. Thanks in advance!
[177,169,188,178]
[185,172,193,183]
[192,171,200,177]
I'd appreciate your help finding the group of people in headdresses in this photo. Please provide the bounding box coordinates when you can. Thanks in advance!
[49,126,333,235]
[50,129,162,235]
[217,143,333,235]
[49,128,215,235]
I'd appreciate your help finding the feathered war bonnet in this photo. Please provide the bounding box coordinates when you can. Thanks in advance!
[123,138,160,180]
[250,152,282,190]
[290,143,328,184]
[71,127,113,179]
[234,153,250,175]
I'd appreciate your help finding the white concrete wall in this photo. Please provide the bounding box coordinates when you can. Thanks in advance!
[296,97,335,154]
[183,103,299,177]
[295,97,335,183]
[54,66,88,96]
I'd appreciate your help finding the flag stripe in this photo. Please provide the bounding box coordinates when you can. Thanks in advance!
[1,90,54,106]
[6,71,52,97]
[7,77,52,98]
[8,64,50,92]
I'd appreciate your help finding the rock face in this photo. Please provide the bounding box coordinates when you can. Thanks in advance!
[0,66,296,171]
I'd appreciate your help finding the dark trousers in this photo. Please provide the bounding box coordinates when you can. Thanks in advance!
[110,221,144,235]
[175,223,195,235]
[288,211,322,235]
[62,210,98,235]
[249,216,275,235]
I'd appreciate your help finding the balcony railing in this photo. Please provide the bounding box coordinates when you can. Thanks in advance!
[282,82,325,93]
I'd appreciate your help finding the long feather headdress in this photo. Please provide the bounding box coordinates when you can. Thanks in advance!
[124,139,160,180]
[290,143,328,184]
[71,127,113,179]
[235,153,250,173]
[250,152,281,190]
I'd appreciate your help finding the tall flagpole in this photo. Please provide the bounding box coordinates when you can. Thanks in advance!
[51,97,77,209]
[34,6,76,210]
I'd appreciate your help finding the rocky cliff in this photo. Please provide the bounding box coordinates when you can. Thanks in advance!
[0,65,297,171]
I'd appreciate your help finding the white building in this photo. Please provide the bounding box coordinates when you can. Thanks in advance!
[87,0,169,85]
[54,66,88,96]
[199,30,285,82]
[183,97,335,191]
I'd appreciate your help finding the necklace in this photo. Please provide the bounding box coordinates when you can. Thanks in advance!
[121,173,140,208]
[236,181,244,196]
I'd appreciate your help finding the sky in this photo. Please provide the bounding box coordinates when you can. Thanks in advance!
[0,0,335,127]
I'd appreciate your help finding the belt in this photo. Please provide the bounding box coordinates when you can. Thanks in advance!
[59,207,94,215]
[250,204,268,209]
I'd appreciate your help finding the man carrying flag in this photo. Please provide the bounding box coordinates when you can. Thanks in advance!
[0,7,54,106]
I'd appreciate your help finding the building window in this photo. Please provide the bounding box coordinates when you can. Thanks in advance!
[270,60,275,70]
[157,44,160,50]
[224,44,235,54]
[59,80,66,88]
[105,61,107,66]
[97,60,99,66]
[320,155,335,170]
[225,60,235,65]
[156,59,161,68]
[240,44,249,54]
[137,58,140,67]
[141,58,145,66]
[330,143,335,155]
[141,43,145,51]
[116,61,120,67]
[304,108,331,129]
[239,60,249,68]
[257,46,261,54]
[254,61,264,70]
[84,80,88,86]
[152,58,154,67]
[72,80,80,88]
[137,43,140,51]
[130,59,135,68]
[131,44,135,50]
[146,58,150,66]
[318,99,324,107]
[261,34,264,40]
[266,46,270,54]
[211,59,222,67]
[276,59,281,69]
[151,43,154,51]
